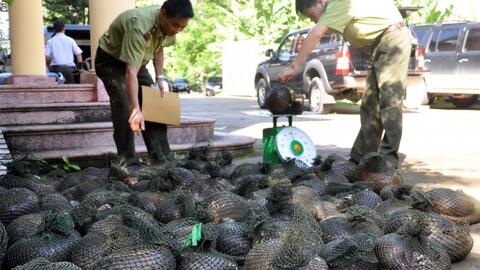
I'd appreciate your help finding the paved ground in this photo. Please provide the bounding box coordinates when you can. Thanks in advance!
[181,93,480,269]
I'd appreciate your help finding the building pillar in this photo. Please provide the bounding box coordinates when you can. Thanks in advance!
[89,0,134,68]
[7,0,53,84]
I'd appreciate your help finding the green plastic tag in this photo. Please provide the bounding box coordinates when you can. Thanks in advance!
[183,223,203,248]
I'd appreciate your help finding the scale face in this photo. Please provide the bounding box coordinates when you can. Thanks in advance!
[275,127,316,167]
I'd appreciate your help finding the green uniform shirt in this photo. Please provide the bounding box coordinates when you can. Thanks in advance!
[98,5,176,68]
[317,0,403,47]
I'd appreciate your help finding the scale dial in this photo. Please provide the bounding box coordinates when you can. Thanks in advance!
[275,127,316,167]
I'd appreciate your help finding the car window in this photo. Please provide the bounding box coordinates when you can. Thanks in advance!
[413,27,430,48]
[436,28,461,51]
[278,34,295,58]
[465,28,480,51]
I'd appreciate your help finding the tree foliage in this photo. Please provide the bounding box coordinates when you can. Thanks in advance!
[43,0,88,25]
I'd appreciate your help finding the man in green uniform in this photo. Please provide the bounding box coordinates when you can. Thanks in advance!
[95,0,193,164]
[280,0,411,168]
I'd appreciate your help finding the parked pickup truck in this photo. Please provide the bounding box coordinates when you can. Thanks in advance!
[254,27,427,113]
[412,21,480,109]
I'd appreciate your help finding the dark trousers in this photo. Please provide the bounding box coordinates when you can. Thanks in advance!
[350,27,411,167]
[94,48,171,161]
[50,65,75,84]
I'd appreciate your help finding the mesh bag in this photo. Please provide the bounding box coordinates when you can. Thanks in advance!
[0,188,39,226]
[3,157,51,177]
[271,206,324,268]
[325,154,357,182]
[244,239,282,270]
[265,86,292,115]
[40,193,73,213]
[385,208,427,234]
[344,205,385,237]
[427,212,474,262]
[179,251,238,270]
[0,174,55,195]
[294,173,328,196]
[6,212,45,245]
[270,159,308,182]
[318,215,354,244]
[11,257,81,270]
[375,212,451,270]
[379,184,419,201]
[229,163,268,182]
[91,244,176,270]
[154,191,196,223]
[203,192,251,223]
[165,218,199,247]
[313,200,341,220]
[61,178,109,201]
[351,190,382,209]
[0,221,7,267]
[4,212,81,269]
[374,196,411,220]
[128,191,167,214]
[132,180,151,192]
[252,219,291,244]
[291,186,321,211]
[319,233,379,270]
[313,158,350,185]
[231,174,268,196]
[353,152,403,193]
[215,222,252,261]
[426,188,480,224]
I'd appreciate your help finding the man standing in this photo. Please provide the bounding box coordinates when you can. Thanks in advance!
[280,0,411,168]
[45,20,83,84]
[95,0,193,164]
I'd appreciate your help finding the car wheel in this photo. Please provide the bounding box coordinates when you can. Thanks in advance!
[404,80,428,109]
[450,95,478,109]
[256,78,269,109]
[308,77,332,114]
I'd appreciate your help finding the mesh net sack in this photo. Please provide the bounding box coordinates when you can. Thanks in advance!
[351,190,382,209]
[344,205,385,237]
[252,219,291,244]
[270,159,308,182]
[271,206,324,268]
[229,163,268,182]
[71,231,113,269]
[11,257,81,270]
[61,177,109,202]
[91,244,176,270]
[353,152,403,193]
[4,212,81,269]
[427,212,474,262]
[6,212,45,245]
[325,154,357,182]
[375,212,451,270]
[319,233,379,270]
[0,221,7,267]
[291,186,321,211]
[128,191,167,214]
[203,192,251,223]
[425,188,480,224]
[40,192,73,213]
[154,191,196,223]
[215,222,252,261]
[318,215,354,244]
[0,188,39,226]
[179,251,238,270]
[294,173,328,196]
[313,200,341,220]
[165,218,199,247]
[0,174,55,195]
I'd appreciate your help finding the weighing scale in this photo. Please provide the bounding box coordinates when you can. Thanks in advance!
[262,114,317,167]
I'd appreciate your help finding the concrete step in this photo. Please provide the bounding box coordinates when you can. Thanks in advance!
[26,132,255,165]
[0,102,111,126]
[0,84,97,104]
[2,117,215,152]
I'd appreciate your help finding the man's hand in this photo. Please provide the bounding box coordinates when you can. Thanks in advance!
[279,66,296,83]
[155,78,166,97]
[128,107,145,134]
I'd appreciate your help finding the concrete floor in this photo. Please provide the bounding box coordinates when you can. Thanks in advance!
[181,93,480,268]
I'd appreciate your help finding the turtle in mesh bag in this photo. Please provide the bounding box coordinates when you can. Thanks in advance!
[379,184,422,200]
[271,206,325,269]
[318,233,379,270]
[6,212,45,245]
[2,156,52,177]
[425,188,480,224]
[252,219,291,244]
[375,212,452,270]
[312,158,350,185]
[154,191,196,223]
[374,185,418,219]
[326,182,382,209]
[353,152,403,193]
[0,188,39,226]
[343,205,386,237]
[0,221,7,268]
[0,174,56,196]
[39,193,73,213]
[270,159,308,182]
[324,154,357,182]
[318,215,354,244]
[243,239,328,270]
[89,244,176,270]
[202,191,252,223]
[4,212,81,269]
[179,251,238,270]
[215,222,252,262]
[294,173,328,196]
[128,191,167,214]
[11,257,81,270]
[229,163,270,182]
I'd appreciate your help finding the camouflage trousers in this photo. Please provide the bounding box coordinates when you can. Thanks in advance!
[350,27,411,168]
[95,48,171,162]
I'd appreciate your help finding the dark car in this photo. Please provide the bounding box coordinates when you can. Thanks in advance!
[254,27,426,113]
[205,76,222,96]
[412,21,480,108]
[172,77,191,93]
[45,24,91,62]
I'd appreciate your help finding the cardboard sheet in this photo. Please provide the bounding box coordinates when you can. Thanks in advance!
[141,86,181,126]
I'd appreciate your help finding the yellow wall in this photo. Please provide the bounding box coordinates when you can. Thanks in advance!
[89,0,135,67]
[9,0,46,76]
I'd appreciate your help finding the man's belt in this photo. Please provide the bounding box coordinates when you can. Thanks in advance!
[375,21,407,44]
